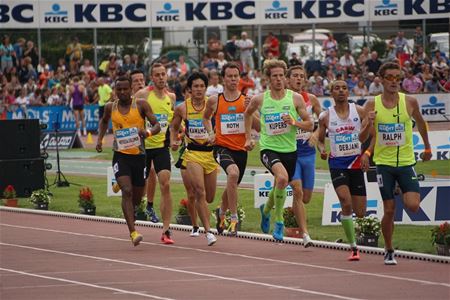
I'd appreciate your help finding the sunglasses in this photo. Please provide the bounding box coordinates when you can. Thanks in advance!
[383,74,403,82]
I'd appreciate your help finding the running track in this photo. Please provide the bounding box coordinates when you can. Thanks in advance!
[1,209,449,300]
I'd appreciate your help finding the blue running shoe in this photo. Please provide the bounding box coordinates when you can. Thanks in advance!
[146,206,160,223]
[259,204,270,233]
[272,221,284,241]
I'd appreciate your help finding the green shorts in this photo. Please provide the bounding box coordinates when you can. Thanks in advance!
[376,165,420,200]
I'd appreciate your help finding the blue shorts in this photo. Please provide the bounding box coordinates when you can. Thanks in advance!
[291,153,316,190]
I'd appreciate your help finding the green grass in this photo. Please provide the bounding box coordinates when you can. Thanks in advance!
[6,174,438,255]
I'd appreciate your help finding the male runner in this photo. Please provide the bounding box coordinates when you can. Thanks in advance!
[362,62,431,265]
[96,76,160,246]
[317,80,373,261]
[244,59,313,241]
[130,69,159,223]
[286,66,322,247]
[171,72,218,246]
[203,62,250,235]
[135,63,176,244]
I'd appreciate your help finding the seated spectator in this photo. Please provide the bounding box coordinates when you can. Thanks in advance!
[201,53,217,71]
[14,87,29,117]
[216,52,227,72]
[167,61,181,79]
[432,56,449,79]
[417,63,433,83]
[411,46,429,69]
[263,32,280,59]
[47,86,61,105]
[324,49,338,70]
[357,47,370,72]
[402,69,423,93]
[206,70,223,97]
[120,55,135,74]
[339,50,356,74]
[346,74,359,93]
[288,52,302,67]
[424,77,445,93]
[237,71,254,94]
[310,77,324,96]
[178,55,190,76]
[225,35,238,61]
[364,72,375,89]
[353,79,369,98]
[369,76,384,95]
[0,34,16,73]
[365,51,382,75]
[322,33,338,57]
[207,33,223,59]
[37,58,51,74]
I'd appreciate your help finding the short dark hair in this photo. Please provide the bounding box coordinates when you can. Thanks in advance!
[378,62,401,78]
[130,69,144,78]
[115,76,131,86]
[286,65,305,78]
[187,72,208,89]
[221,62,240,78]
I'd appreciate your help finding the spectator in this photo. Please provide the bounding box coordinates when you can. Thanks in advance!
[237,71,254,94]
[216,52,228,72]
[424,76,445,93]
[432,55,449,79]
[369,76,384,95]
[29,89,44,106]
[353,79,369,98]
[224,35,238,61]
[167,61,181,79]
[310,77,324,96]
[236,32,254,70]
[13,37,26,63]
[207,33,223,59]
[394,31,409,57]
[324,49,339,70]
[366,51,382,75]
[178,55,190,76]
[68,76,87,136]
[411,46,429,71]
[413,26,424,50]
[80,59,96,76]
[66,36,91,70]
[323,68,336,89]
[200,53,217,71]
[23,40,39,68]
[24,77,37,95]
[364,72,375,89]
[97,76,112,120]
[288,52,302,67]
[14,87,29,117]
[47,86,61,105]
[37,58,51,74]
[357,47,370,72]
[263,32,280,59]
[417,63,433,83]
[0,35,16,73]
[322,33,338,57]
[339,50,356,74]
[120,55,135,74]
[105,53,119,80]
[206,70,223,96]
[346,74,359,93]
[402,69,423,93]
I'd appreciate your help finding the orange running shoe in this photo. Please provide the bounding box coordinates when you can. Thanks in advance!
[348,247,360,261]
[161,230,174,244]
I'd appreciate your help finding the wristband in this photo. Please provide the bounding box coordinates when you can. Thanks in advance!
[424,148,432,154]
[146,129,152,138]
[364,150,371,157]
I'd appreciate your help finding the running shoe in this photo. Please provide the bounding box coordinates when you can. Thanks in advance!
[161,230,174,244]
[145,206,160,223]
[112,183,121,193]
[348,247,360,261]
[384,250,397,265]
[190,226,200,237]
[215,208,225,234]
[272,221,284,241]
[206,231,217,246]
[130,231,143,247]
[303,233,313,248]
[83,128,87,136]
[228,220,238,236]
[259,204,271,234]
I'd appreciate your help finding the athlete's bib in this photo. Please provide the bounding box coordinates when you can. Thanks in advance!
[187,119,208,139]
[220,113,245,135]
[115,127,141,151]
[296,116,312,140]
[377,123,406,146]
[147,114,169,134]
[332,132,360,157]
[265,112,290,136]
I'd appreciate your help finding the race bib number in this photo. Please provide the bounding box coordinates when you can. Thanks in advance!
[146,114,168,134]
[187,119,208,139]
[115,127,141,151]
[220,113,245,135]
[265,113,290,136]
[333,133,360,157]
[378,123,405,146]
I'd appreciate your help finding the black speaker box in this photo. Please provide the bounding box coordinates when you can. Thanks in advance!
[0,119,41,160]
[0,158,45,197]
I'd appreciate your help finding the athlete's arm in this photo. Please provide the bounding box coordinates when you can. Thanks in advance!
[409,96,432,161]
[361,99,377,171]
[138,99,161,137]
[292,92,314,132]
[306,93,322,147]
[317,111,329,160]
[203,94,218,143]
[170,104,184,151]
[96,102,113,152]
[356,105,373,143]
[244,94,262,150]
[133,88,148,102]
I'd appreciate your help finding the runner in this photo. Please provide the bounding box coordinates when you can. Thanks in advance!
[135,63,176,244]
[244,59,313,241]
[362,62,432,265]
[170,72,218,246]
[96,76,160,246]
[286,66,322,247]
[203,62,257,235]
[317,80,373,261]
[68,76,87,136]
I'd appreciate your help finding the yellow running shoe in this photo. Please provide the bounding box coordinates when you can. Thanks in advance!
[130,231,143,246]
[112,183,121,193]
[228,220,238,236]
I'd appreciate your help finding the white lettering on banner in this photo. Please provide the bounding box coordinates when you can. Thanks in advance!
[254,174,293,208]
[413,130,450,161]
[322,180,450,225]
[2,1,450,28]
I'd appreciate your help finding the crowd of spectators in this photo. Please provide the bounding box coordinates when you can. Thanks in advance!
[1,28,449,120]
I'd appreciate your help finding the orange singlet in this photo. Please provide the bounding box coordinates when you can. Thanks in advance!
[214,93,246,151]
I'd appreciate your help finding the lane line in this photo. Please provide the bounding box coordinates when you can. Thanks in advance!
[0,242,363,300]
[2,223,449,288]
[0,267,174,300]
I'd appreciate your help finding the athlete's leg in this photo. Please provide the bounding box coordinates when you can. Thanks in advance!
[132,186,145,207]
[73,110,80,131]
[335,184,356,247]
[116,175,136,233]
[187,162,211,232]
[382,199,396,251]
[157,169,172,232]
[80,109,86,134]
[271,162,289,223]
[224,163,240,216]
[181,168,198,226]
[291,179,309,235]
[146,163,157,204]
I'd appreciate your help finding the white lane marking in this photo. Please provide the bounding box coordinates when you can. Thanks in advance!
[0,267,174,300]
[2,223,450,288]
[1,242,362,300]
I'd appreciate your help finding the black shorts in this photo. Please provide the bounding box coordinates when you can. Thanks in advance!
[330,169,367,196]
[260,149,297,182]
[213,146,248,184]
[73,105,84,111]
[376,165,420,200]
[145,147,171,176]
[175,145,186,170]
[98,105,105,119]
[112,152,146,187]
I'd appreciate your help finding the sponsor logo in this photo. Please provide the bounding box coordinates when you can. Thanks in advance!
[421,96,446,116]
[331,199,378,222]
[413,133,449,160]
[294,0,364,19]
[258,180,292,197]
[156,2,180,22]
[374,0,398,16]
[265,1,288,19]
[44,3,68,23]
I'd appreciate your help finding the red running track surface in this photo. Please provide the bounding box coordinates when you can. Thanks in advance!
[1,210,449,300]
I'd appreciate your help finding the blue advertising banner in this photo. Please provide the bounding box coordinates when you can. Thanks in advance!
[6,105,109,132]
